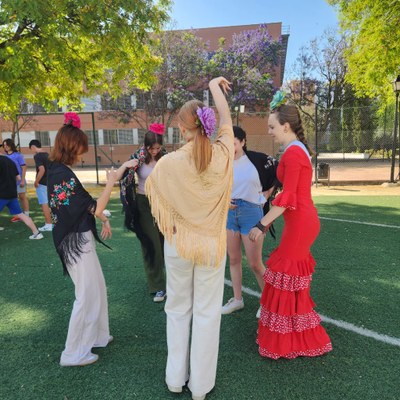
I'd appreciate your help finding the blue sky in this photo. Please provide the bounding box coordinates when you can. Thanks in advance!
[170,0,339,81]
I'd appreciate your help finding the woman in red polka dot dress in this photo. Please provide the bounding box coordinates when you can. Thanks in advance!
[248,92,332,359]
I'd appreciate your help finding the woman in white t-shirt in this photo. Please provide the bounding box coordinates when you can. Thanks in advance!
[222,126,278,317]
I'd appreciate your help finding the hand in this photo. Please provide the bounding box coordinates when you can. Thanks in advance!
[106,167,120,183]
[210,77,232,95]
[123,159,139,170]
[100,220,112,240]
[19,179,25,188]
[248,227,264,242]
[34,181,39,188]
[229,200,237,210]
[263,187,274,200]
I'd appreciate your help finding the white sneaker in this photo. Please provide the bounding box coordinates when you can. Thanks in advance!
[60,352,99,367]
[256,306,261,319]
[221,297,244,315]
[0,227,4,231]
[29,232,44,240]
[38,224,53,232]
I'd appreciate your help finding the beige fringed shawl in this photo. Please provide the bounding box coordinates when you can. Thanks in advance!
[145,124,234,267]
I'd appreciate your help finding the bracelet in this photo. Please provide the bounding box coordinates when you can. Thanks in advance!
[254,221,268,233]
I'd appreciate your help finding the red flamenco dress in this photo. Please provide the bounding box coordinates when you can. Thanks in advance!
[257,144,332,359]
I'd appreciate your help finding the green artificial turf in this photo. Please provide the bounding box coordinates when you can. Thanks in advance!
[0,194,399,399]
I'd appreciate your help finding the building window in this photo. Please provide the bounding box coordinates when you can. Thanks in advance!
[118,129,134,144]
[137,128,147,145]
[172,127,181,144]
[103,129,118,145]
[35,131,50,146]
[84,130,99,145]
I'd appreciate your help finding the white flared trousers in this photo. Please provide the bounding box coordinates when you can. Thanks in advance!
[164,239,226,397]
[60,231,110,365]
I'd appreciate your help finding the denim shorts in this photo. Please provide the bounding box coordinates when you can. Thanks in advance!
[226,199,264,235]
[36,184,48,205]
[0,198,22,215]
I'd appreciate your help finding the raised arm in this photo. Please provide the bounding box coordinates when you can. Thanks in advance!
[209,77,232,127]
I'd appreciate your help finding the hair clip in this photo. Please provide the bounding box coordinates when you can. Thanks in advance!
[196,107,216,138]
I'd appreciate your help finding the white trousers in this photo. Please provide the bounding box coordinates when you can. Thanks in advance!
[164,239,226,396]
[60,231,110,364]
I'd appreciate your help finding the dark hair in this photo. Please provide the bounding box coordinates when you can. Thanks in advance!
[49,125,88,165]
[28,139,42,149]
[144,131,163,164]
[272,105,313,155]
[233,126,248,152]
[2,138,18,153]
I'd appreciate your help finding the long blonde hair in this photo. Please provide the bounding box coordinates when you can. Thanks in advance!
[178,99,212,173]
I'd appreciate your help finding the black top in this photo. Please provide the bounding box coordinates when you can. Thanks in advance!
[0,155,19,199]
[47,162,107,274]
[34,152,49,185]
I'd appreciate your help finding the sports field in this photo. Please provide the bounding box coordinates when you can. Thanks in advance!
[0,188,399,400]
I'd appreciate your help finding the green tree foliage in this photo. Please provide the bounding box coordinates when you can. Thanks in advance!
[328,0,400,105]
[0,0,171,120]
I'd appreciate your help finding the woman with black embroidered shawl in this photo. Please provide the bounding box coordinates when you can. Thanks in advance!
[48,113,136,367]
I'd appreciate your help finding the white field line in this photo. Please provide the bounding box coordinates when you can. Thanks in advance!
[319,216,400,229]
[224,279,400,347]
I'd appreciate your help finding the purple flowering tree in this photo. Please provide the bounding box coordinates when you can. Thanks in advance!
[208,25,282,111]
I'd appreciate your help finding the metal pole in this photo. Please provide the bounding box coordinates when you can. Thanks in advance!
[315,102,318,187]
[236,110,239,126]
[91,112,99,185]
[390,92,399,182]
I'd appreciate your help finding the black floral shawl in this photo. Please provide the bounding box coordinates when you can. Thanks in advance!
[47,162,108,274]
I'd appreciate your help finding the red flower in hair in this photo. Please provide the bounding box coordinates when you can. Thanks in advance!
[64,112,81,129]
[149,123,165,135]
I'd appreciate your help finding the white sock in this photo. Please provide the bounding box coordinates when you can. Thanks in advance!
[45,223,53,228]
[24,211,29,216]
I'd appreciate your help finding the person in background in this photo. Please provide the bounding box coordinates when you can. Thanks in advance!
[28,139,53,231]
[2,139,30,222]
[145,77,234,400]
[47,112,136,367]
[222,126,279,317]
[0,154,43,239]
[120,124,167,302]
[248,92,332,359]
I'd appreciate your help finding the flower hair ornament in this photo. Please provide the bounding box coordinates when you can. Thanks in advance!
[270,91,287,111]
[149,123,165,135]
[195,106,216,138]
[64,112,81,129]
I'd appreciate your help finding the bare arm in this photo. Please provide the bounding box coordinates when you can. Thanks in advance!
[209,77,232,127]
[248,205,286,242]
[94,159,137,220]
[20,165,27,187]
[35,165,45,187]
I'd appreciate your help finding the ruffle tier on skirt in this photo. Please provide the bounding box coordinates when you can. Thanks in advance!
[257,249,332,360]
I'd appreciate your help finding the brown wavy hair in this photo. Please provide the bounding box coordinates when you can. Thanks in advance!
[178,99,212,173]
[272,104,314,156]
[49,125,88,165]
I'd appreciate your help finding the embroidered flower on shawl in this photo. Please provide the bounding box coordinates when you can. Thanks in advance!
[270,91,286,111]
[50,178,76,210]
[196,107,216,138]
[64,112,81,129]
[149,123,165,135]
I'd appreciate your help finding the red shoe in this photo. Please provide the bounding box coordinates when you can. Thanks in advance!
[11,216,20,223]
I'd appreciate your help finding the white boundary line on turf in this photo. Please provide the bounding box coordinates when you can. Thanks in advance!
[319,216,400,229]
[224,279,400,347]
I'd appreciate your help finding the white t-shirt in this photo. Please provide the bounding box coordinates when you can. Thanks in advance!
[231,154,265,205]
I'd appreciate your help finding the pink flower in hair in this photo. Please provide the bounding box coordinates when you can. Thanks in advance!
[149,123,165,135]
[64,112,81,129]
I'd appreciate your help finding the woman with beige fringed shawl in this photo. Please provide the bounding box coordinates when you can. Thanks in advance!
[145,77,234,400]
